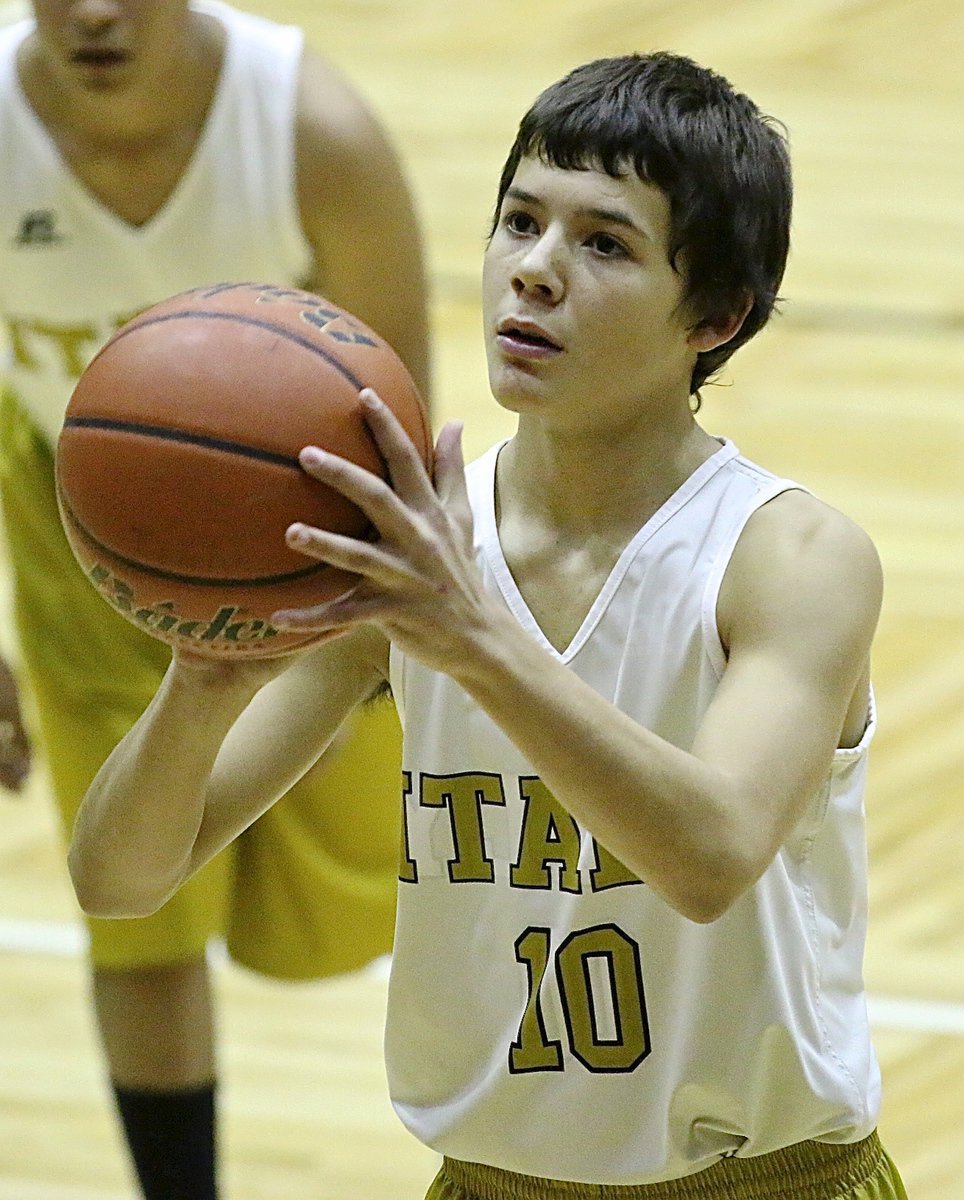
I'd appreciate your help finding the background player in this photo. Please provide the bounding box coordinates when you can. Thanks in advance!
[68,52,906,1200]
[0,1,429,1196]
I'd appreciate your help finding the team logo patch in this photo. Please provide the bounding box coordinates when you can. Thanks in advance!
[14,209,63,246]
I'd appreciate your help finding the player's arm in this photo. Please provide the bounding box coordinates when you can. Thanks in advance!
[293,48,432,402]
[275,398,883,923]
[470,495,882,923]
[68,626,388,920]
[454,496,881,923]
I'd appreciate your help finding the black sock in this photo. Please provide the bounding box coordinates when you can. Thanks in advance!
[113,1081,217,1200]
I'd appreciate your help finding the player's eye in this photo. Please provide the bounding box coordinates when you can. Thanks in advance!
[586,231,628,258]
[504,210,538,236]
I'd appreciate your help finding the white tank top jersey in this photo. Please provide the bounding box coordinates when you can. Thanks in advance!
[388,439,881,1185]
[0,0,313,446]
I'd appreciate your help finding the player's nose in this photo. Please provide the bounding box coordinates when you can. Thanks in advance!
[511,231,566,303]
[70,0,123,35]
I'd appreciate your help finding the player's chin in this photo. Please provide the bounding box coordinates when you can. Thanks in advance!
[487,366,546,414]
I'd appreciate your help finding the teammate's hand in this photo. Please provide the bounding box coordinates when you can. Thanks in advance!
[0,655,32,793]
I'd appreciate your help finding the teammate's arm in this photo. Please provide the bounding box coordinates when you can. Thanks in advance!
[68,625,388,919]
[293,48,432,401]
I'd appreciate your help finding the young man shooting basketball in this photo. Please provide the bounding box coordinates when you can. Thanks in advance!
[70,52,906,1199]
[0,1,429,1196]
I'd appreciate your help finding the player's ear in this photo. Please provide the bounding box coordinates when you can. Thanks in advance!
[687,292,753,353]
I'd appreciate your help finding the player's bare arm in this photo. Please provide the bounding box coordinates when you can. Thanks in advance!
[68,624,387,920]
[277,394,883,924]
[294,49,432,400]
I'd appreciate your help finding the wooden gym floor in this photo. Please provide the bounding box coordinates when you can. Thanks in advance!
[0,0,961,1196]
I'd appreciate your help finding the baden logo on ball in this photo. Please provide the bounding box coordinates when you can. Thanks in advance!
[55,282,432,658]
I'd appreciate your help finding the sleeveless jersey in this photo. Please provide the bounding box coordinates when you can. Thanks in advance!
[0,0,313,446]
[387,439,881,1185]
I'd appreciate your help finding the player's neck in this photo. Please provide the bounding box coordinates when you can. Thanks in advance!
[499,408,720,542]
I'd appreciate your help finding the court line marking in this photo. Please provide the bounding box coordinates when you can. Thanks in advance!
[0,916,960,1033]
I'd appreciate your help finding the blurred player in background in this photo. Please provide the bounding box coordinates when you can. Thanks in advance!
[0,1,430,1196]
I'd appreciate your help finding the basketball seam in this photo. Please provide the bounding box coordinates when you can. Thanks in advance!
[103,309,366,390]
[62,417,303,468]
[57,488,333,589]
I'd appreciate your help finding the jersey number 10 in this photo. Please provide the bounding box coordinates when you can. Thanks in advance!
[510,922,652,1074]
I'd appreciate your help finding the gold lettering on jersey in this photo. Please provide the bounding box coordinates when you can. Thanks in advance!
[402,771,643,893]
[509,928,564,1073]
[418,772,506,883]
[510,776,582,893]
[511,924,651,1075]
[554,925,651,1073]
[5,315,99,375]
[113,308,146,331]
[589,839,642,891]
[399,771,418,883]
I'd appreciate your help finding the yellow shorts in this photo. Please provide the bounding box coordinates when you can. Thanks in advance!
[428,1131,907,1200]
[0,391,399,977]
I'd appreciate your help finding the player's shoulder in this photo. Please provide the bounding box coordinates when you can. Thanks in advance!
[294,46,390,156]
[719,487,883,647]
[740,488,880,581]
[294,46,415,241]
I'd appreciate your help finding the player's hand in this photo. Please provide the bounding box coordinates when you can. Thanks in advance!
[274,388,503,674]
[0,655,32,794]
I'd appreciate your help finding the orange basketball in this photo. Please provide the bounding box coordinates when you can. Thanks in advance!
[55,282,432,659]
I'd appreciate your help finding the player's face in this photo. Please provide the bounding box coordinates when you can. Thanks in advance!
[29,0,192,92]
[483,157,702,435]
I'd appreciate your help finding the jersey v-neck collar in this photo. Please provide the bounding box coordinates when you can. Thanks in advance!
[475,437,740,663]
[8,18,234,240]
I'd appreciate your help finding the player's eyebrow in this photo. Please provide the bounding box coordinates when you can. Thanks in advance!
[504,186,651,241]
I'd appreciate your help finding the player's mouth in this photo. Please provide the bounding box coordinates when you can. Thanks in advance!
[69,46,132,71]
[495,318,563,360]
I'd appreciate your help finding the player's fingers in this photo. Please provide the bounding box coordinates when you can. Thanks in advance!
[297,445,414,545]
[359,389,436,505]
[285,523,405,588]
[272,588,391,632]
[433,422,473,532]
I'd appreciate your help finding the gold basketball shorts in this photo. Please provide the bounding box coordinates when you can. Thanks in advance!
[0,390,400,976]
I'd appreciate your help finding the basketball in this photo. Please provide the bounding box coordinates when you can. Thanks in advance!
[55,282,433,659]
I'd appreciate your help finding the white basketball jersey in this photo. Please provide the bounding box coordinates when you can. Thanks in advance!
[0,0,312,446]
[387,439,881,1185]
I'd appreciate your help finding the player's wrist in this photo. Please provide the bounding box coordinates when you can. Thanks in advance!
[443,602,541,698]
[163,651,275,710]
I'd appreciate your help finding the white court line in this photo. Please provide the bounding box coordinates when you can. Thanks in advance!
[0,915,87,957]
[1,916,961,1033]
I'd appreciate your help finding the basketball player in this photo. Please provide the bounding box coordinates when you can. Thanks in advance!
[69,53,907,1199]
[0,1,429,1197]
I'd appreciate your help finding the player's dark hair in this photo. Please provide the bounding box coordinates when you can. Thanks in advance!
[491,53,792,401]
